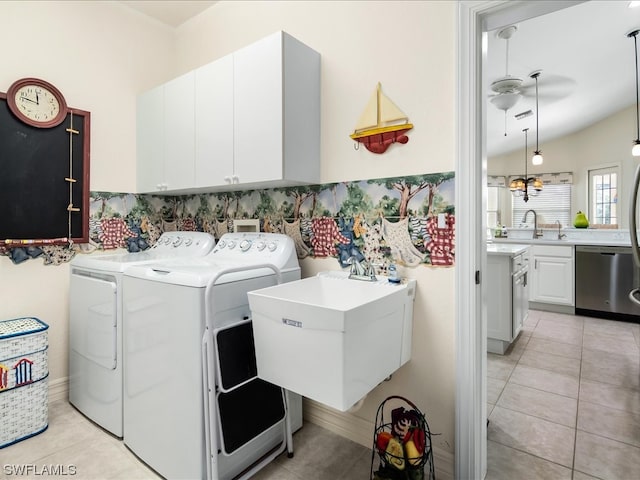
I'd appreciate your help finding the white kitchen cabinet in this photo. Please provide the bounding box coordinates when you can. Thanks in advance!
[194,54,234,187]
[232,31,320,188]
[137,71,195,193]
[136,84,164,193]
[487,245,529,354]
[529,245,574,306]
[137,31,320,194]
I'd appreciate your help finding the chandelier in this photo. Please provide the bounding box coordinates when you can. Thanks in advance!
[509,128,543,202]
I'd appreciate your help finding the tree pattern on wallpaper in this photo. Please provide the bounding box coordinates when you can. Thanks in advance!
[1,173,455,267]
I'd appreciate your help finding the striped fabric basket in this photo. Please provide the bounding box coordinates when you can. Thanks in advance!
[0,317,49,448]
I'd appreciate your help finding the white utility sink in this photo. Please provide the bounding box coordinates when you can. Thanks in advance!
[248,271,416,411]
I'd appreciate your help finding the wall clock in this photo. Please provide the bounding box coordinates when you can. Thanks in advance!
[6,77,68,128]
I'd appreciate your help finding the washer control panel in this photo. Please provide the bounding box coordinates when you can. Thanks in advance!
[212,233,295,263]
[150,231,215,256]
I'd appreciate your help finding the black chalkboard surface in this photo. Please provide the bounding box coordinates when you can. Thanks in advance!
[0,94,89,244]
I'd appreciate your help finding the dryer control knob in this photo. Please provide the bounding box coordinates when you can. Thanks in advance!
[240,240,252,252]
[256,242,266,251]
[227,241,236,250]
[267,242,277,252]
[184,238,193,246]
[217,240,226,249]
[172,237,183,247]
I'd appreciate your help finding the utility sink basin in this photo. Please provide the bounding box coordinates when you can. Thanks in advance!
[248,271,416,411]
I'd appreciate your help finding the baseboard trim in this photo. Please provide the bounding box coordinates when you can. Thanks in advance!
[48,376,68,403]
[529,301,575,315]
[303,399,454,480]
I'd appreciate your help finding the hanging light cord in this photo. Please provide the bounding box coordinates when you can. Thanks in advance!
[523,128,529,202]
[634,32,640,143]
[534,74,540,152]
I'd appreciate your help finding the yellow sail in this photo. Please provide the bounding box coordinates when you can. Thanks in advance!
[351,83,412,139]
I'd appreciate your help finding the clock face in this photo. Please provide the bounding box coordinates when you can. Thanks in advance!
[6,78,67,128]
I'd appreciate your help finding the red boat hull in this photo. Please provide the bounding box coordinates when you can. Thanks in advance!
[354,128,411,154]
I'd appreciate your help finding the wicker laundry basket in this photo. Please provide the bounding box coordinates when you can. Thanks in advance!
[0,317,49,448]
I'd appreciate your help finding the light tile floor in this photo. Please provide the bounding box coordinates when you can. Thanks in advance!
[0,401,374,479]
[2,309,637,479]
[486,310,640,480]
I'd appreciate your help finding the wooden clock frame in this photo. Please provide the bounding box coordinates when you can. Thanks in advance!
[6,77,69,129]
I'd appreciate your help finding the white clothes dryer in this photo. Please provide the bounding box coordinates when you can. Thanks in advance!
[68,231,215,437]
[122,232,302,480]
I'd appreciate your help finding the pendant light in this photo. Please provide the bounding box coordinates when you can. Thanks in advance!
[530,71,544,165]
[628,29,640,156]
[509,128,543,203]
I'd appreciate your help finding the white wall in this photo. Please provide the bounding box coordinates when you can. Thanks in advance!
[489,106,637,228]
[0,0,174,393]
[0,2,457,476]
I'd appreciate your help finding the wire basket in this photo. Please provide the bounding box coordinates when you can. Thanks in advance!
[370,396,435,480]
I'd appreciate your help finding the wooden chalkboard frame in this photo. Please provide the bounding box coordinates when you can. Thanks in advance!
[0,92,90,246]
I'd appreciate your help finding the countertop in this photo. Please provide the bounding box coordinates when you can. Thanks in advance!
[486,243,530,256]
[490,237,632,247]
[490,227,634,247]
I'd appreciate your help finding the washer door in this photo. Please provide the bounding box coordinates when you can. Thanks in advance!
[70,273,117,369]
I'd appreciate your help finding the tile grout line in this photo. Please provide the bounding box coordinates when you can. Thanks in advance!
[570,319,585,478]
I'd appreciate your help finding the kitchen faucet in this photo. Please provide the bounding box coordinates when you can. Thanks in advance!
[522,209,543,239]
[556,220,566,240]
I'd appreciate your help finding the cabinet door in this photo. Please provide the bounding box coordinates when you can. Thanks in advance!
[530,255,574,305]
[136,85,164,193]
[164,71,195,191]
[234,31,283,184]
[195,54,234,187]
[486,257,512,341]
[512,271,527,337]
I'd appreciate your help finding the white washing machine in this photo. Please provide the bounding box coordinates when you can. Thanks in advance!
[68,231,215,437]
[122,232,302,480]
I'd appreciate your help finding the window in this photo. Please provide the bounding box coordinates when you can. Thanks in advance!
[487,186,500,227]
[487,176,506,228]
[512,183,572,227]
[589,167,618,225]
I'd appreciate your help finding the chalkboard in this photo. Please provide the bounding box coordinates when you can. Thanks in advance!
[0,93,89,245]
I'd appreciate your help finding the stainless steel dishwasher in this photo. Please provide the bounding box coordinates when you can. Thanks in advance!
[575,245,640,322]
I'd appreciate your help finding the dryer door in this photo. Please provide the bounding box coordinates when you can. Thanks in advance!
[70,272,118,369]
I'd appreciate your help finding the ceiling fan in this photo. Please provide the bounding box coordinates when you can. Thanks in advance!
[489,25,575,135]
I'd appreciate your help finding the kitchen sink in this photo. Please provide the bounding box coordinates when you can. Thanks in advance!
[247,271,416,411]
[506,228,568,241]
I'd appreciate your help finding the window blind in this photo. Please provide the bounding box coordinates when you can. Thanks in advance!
[512,184,572,227]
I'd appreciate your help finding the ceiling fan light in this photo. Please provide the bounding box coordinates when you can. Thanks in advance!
[632,141,640,156]
[490,92,521,111]
[532,151,544,165]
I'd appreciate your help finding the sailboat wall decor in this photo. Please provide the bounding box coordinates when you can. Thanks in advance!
[350,82,413,154]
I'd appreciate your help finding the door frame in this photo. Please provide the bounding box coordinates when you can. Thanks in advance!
[455,1,585,478]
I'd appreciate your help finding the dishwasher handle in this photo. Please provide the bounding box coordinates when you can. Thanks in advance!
[630,288,640,306]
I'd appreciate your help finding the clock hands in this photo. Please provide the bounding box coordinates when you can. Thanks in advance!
[20,95,38,105]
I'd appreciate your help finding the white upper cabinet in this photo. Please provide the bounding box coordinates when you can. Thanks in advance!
[233,32,283,184]
[163,71,196,191]
[136,84,164,193]
[233,31,321,188]
[137,31,320,194]
[137,71,195,193]
[195,54,234,188]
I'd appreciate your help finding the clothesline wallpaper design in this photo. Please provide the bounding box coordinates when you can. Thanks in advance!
[1,172,455,268]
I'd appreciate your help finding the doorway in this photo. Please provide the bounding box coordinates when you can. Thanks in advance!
[455,1,584,478]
